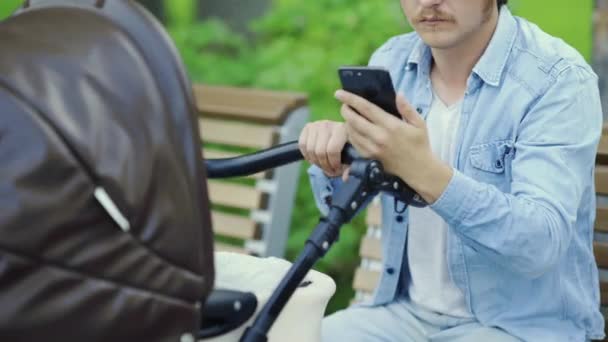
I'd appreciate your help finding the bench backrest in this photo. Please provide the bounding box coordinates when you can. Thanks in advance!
[352,198,382,303]
[594,125,608,337]
[195,84,309,257]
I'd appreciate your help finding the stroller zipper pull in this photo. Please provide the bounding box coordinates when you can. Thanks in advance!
[94,187,131,232]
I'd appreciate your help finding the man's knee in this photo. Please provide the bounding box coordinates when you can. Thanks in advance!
[320,304,417,342]
[464,327,520,342]
[433,324,521,342]
[321,310,354,341]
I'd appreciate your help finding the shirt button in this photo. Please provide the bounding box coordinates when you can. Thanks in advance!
[386,267,395,275]
[416,107,423,114]
[396,215,404,223]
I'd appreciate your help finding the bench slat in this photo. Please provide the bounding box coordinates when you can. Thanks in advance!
[203,149,244,159]
[597,135,608,164]
[211,211,261,240]
[366,204,382,227]
[359,236,382,261]
[199,118,276,149]
[215,242,249,254]
[208,181,266,210]
[194,84,307,125]
[597,207,608,233]
[353,268,381,293]
[595,241,608,269]
[596,122,608,164]
[601,281,608,306]
[596,166,608,195]
[203,149,267,179]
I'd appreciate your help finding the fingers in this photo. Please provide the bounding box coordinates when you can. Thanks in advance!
[314,126,333,173]
[298,121,347,177]
[342,166,351,182]
[327,124,347,172]
[335,90,395,128]
[298,124,309,161]
[305,127,319,167]
[396,94,423,127]
[340,104,383,143]
[346,123,380,159]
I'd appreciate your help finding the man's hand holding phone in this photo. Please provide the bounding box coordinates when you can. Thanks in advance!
[335,87,453,204]
[335,66,453,204]
[335,89,427,175]
[298,66,454,203]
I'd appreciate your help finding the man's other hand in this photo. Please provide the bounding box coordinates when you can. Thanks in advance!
[298,120,349,178]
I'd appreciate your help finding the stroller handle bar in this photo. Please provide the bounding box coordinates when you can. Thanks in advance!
[205,141,360,179]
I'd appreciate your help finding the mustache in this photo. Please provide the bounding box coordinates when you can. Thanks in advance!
[413,9,455,23]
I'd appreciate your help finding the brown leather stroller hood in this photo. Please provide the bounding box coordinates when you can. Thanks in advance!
[0,1,215,340]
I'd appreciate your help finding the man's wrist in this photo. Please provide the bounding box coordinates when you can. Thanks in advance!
[409,156,454,205]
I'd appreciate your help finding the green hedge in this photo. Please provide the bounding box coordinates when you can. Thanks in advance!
[0,0,21,17]
[169,0,412,313]
[510,0,593,60]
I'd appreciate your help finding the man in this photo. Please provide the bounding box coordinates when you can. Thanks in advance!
[299,0,604,341]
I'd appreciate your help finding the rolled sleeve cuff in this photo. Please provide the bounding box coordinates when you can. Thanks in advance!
[307,165,338,216]
[429,168,478,227]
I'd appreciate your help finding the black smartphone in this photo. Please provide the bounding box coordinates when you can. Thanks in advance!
[338,66,400,118]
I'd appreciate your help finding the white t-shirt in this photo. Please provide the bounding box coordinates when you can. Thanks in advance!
[405,89,472,318]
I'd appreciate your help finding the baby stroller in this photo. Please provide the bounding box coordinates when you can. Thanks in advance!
[0,1,421,341]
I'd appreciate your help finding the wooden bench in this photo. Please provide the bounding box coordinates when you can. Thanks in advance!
[352,126,608,339]
[594,0,608,121]
[194,84,309,257]
[595,125,608,340]
[352,197,382,303]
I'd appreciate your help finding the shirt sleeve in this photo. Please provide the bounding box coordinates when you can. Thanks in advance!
[307,165,343,216]
[430,66,603,278]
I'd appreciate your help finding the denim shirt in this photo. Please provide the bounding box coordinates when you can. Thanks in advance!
[308,8,604,342]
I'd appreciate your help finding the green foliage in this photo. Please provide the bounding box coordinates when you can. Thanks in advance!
[171,0,409,118]
[169,0,410,313]
[509,0,593,60]
[171,19,253,85]
[163,0,196,26]
[0,0,22,19]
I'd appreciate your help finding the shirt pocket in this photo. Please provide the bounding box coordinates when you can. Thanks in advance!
[468,140,514,190]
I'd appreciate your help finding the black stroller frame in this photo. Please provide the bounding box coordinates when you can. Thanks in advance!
[0,1,425,339]
[204,141,426,342]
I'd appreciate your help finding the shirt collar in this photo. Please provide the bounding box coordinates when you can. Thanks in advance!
[406,37,431,73]
[406,6,518,87]
[472,6,518,87]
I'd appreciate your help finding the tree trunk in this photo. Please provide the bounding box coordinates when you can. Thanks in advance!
[595,0,608,120]
[198,0,270,38]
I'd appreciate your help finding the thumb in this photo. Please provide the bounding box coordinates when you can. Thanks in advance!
[396,94,423,127]
[342,166,351,182]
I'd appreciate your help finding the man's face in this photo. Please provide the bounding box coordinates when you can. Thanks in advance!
[400,0,497,49]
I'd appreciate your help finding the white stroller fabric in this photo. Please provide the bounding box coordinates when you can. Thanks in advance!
[206,252,336,342]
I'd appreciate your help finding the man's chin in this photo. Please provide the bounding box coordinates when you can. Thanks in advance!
[417,33,460,50]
